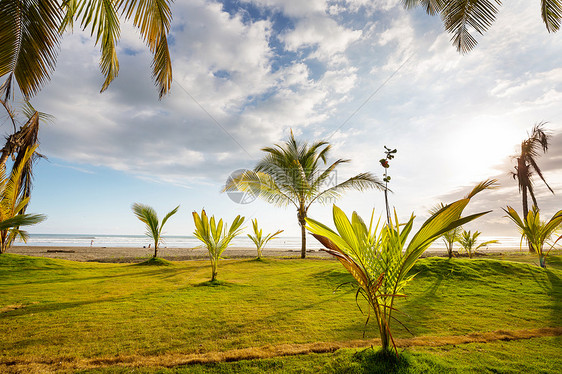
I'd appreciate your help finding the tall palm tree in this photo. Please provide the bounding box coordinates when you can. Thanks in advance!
[403,1,561,53]
[0,145,46,254]
[224,131,385,259]
[132,203,179,258]
[512,122,554,221]
[0,0,173,101]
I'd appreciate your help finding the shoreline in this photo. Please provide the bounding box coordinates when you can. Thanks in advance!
[8,245,526,263]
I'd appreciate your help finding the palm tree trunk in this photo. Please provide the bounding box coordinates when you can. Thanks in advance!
[300,220,306,259]
[211,258,217,281]
[522,185,529,220]
[298,208,306,259]
[539,254,546,268]
[521,186,536,253]
[153,242,158,258]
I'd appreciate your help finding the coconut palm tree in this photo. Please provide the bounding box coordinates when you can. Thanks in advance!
[512,122,554,221]
[0,102,51,209]
[504,206,562,268]
[0,0,173,101]
[247,219,284,259]
[192,210,245,282]
[306,179,495,353]
[456,230,498,258]
[223,131,385,259]
[0,145,46,254]
[131,203,179,258]
[403,1,561,53]
[429,202,462,259]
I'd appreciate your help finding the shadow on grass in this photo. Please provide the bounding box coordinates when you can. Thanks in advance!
[329,348,413,374]
[194,279,234,287]
[134,257,173,266]
[0,297,122,318]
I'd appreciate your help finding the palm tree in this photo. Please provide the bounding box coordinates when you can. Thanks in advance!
[504,206,562,268]
[306,179,494,353]
[192,209,245,282]
[403,1,561,53]
[223,131,385,259]
[247,218,284,259]
[0,101,51,206]
[429,202,461,258]
[0,145,46,254]
[0,0,173,101]
[456,230,498,258]
[131,203,179,258]
[512,122,554,221]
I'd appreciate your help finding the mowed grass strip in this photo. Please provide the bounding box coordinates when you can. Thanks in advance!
[0,253,560,367]
[4,327,561,373]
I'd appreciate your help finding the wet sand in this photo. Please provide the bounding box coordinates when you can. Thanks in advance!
[9,245,521,263]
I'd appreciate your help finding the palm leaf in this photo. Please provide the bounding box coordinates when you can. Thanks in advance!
[440,0,502,53]
[542,0,562,32]
[0,0,63,100]
[119,0,173,98]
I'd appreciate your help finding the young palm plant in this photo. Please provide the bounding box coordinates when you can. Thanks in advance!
[223,130,384,258]
[131,203,179,258]
[192,210,245,281]
[247,219,283,259]
[456,230,498,259]
[306,179,495,353]
[0,145,46,254]
[504,206,562,268]
[429,203,461,259]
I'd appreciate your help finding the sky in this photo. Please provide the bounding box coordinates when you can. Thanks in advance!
[3,0,562,239]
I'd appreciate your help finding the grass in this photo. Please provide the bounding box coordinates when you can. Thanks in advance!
[0,252,561,372]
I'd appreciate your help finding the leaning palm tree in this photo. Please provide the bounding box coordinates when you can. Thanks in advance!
[403,1,561,53]
[0,101,51,210]
[0,145,46,254]
[0,0,173,101]
[224,131,385,258]
[131,203,179,258]
[512,122,554,221]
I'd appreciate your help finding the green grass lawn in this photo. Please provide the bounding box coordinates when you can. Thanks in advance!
[1,252,561,373]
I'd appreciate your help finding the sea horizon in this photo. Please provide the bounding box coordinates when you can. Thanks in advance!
[14,233,524,250]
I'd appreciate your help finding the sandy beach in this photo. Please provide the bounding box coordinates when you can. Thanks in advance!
[9,245,523,263]
[9,245,335,262]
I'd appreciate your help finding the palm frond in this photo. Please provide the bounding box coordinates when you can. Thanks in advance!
[131,202,160,243]
[0,213,46,231]
[119,0,173,98]
[440,0,502,53]
[308,173,385,209]
[75,0,121,92]
[0,0,63,100]
[542,0,562,32]
[402,0,444,16]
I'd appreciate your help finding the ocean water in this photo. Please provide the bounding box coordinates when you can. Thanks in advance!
[14,234,321,250]
[14,233,522,250]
